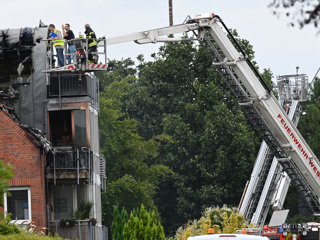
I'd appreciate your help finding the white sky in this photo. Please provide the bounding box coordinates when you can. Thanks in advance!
[2,0,320,83]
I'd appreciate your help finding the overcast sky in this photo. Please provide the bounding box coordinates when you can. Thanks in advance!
[2,0,320,84]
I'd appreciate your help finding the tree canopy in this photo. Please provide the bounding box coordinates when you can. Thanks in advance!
[0,160,13,210]
[99,70,171,229]
[269,0,320,28]
[298,77,320,159]
[98,30,273,236]
[96,3,320,237]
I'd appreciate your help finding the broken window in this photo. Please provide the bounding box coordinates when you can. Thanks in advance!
[49,109,88,147]
[0,28,34,89]
[4,187,31,222]
[49,110,72,146]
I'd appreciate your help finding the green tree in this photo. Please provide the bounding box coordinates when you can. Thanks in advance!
[99,76,171,228]
[98,29,266,236]
[299,77,320,157]
[111,206,129,240]
[269,0,320,28]
[121,32,260,235]
[122,204,165,240]
[0,160,13,211]
[96,58,137,93]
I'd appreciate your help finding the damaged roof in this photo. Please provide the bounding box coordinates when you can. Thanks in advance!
[0,28,36,88]
[0,27,48,132]
[0,102,52,153]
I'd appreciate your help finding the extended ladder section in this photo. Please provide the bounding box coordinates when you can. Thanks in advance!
[239,68,308,226]
[241,141,279,222]
[199,16,320,213]
[239,100,303,225]
[239,140,276,221]
[104,13,320,214]
[272,96,306,212]
[248,101,302,226]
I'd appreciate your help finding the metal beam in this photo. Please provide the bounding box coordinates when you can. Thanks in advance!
[103,23,199,46]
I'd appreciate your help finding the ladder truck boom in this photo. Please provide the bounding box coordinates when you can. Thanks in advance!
[204,16,320,210]
[105,13,320,212]
[100,23,200,46]
[240,100,304,226]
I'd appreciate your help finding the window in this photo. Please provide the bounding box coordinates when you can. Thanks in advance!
[49,110,72,146]
[4,187,31,223]
[49,109,88,147]
[52,185,74,220]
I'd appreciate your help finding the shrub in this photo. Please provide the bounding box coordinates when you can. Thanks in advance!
[74,202,93,220]
[0,214,67,239]
[111,204,165,240]
[0,233,67,239]
[174,205,248,240]
[0,214,21,235]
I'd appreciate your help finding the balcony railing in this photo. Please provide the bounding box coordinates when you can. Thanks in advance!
[47,146,93,184]
[48,73,97,97]
[49,220,108,240]
[47,73,99,108]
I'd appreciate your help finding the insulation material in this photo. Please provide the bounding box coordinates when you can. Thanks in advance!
[0,28,34,86]
[0,28,34,45]
[0,29,20,45]
[14,27,48,132]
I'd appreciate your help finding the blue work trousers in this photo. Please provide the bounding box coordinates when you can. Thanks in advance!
[56,48,64,67]
[68,44,75,64]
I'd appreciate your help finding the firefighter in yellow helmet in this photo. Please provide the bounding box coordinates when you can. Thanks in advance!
[84,23,97,63]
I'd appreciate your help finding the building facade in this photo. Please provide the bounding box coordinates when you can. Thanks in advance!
[0,109,46,228]
[0,26,106,239]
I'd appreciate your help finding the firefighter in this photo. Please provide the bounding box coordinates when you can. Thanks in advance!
[84,23,97,63]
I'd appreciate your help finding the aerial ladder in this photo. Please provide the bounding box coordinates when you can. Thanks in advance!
[48,12,320,219]
[101,12,320,217]
[193,15,320,218]
[239,71,308,226]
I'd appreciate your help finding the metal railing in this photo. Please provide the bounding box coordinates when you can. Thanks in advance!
[50,220,108,240]
[277,73,308,104]
[47,146,92,184]
[47,72,99,109]
[99,156,107,191]
[45,38,107,71]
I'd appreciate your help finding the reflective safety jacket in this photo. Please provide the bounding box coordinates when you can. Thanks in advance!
[53,29,64,47]
[85,28,97,48]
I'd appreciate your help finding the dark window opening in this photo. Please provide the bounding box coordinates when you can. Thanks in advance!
[49,110,72,146]
[7,190,29,220]
[74,110,87,147]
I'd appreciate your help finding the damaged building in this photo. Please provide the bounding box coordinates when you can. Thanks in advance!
[0,25,107,239]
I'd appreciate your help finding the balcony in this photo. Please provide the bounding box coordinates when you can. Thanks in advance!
[50,220,108,240]
[46,146,93,184]
[47,73,98,107]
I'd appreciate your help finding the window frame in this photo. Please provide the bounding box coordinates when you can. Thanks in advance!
[4,186,32,224]
[48,106,90,148]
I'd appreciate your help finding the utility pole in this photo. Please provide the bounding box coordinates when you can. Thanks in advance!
[169,0,173,26]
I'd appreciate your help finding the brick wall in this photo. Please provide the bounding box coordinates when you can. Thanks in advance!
[0,110,47,229]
